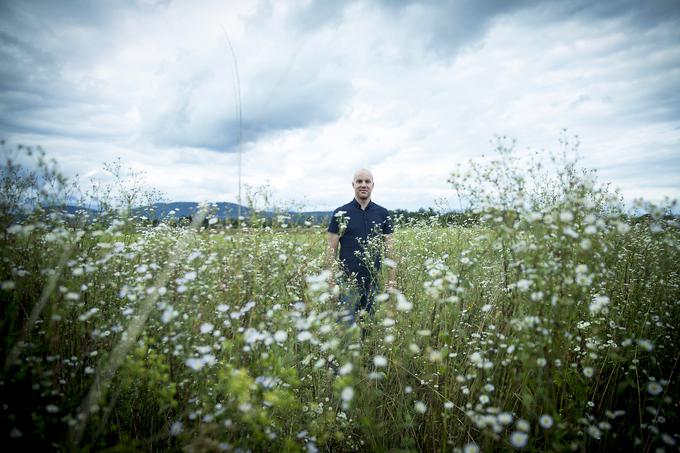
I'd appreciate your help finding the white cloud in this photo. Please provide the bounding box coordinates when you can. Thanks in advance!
[1,0,678,210]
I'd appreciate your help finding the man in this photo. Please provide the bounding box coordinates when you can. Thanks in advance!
[327,169,394,322]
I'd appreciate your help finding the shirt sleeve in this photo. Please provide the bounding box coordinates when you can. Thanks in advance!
[383,210,394,235]
[328,209,340,233]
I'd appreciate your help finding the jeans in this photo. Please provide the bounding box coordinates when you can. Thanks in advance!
[338,280,376,325]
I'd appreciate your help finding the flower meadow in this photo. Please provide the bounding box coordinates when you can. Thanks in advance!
[1,139,679,452]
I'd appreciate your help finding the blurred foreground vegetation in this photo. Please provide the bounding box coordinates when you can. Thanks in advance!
[1,138,679,452]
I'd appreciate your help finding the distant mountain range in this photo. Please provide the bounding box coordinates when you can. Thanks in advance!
[62,202,333,223]
[148,202,332,222]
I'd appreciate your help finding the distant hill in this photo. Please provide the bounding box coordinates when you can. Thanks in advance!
[139,202,332,223]
[42,202,331,224]
[148,202,249,219]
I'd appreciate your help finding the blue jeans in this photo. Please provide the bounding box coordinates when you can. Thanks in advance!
[338,280,376,324]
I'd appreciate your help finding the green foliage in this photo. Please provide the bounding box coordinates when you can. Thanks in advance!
[0,138,678,451]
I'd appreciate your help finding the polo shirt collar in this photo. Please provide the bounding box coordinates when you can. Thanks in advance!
[351,198,373,210]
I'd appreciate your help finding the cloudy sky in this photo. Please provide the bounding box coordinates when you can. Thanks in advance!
[1,0,679,211]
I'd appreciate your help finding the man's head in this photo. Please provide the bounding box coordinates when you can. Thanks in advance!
[352,168,374,202]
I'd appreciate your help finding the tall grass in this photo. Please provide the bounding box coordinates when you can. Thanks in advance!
[1,139,678,451]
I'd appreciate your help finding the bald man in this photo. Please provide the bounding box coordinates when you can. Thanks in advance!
[327,169,394,322]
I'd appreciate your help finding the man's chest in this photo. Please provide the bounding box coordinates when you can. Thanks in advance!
[344,211,384,237]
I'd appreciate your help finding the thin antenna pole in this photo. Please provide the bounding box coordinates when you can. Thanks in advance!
[222,26,242,226]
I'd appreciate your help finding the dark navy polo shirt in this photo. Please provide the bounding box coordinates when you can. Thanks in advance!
[328,199,393,287]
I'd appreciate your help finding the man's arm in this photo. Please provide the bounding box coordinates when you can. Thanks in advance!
[326,232,340,288]
[327,232,339,265]
[384,233,396,290]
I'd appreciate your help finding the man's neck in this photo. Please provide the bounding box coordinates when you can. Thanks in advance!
[355,197,370,210]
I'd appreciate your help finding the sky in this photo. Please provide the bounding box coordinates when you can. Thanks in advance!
[1,0,679,211]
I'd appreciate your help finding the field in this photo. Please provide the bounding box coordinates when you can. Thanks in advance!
[1,144,679,452]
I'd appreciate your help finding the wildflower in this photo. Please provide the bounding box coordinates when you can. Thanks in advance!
[78,308,99,321]
[46,404,59,413]
[341,387,354,402]
[587,425,601,439]
[529,212,543,222]
[376,293,390,302]
[463,442,480,453]
[539,414,554,428]
[185,357,205,371]
[583,367,595,378]
[238,402,252,412]
[162,307,178,323]
[444,401,454,410]
[646,382,663,396]
[509,431,528,448]
[469,351,493,369]
[373,355,388,367]
[516,419,530,432]
[563,227,579,238]
[297,331,312,342]
[616,222,630,234]
[306,270,331,284]
[396,293,413,312]
[515,279,532,292]
[497,412,513,425]
[244,328,264,344]
[637,339,654,351]
[560,211,574,222]
[429,350,443,362]
[170,421,184,436]
[2,280,16,290]
[589,295,610,314]
[200,323,214,334]
[382,318,395,327]
[529,291,543,302]
[414,401,427,414]
[274,330,288,342]
[339,363,353,376]
[661,433,676,446]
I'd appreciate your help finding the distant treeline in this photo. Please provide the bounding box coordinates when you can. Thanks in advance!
[162,207,482,229]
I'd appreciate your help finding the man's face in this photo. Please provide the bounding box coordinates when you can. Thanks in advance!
[352,171,374,201]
